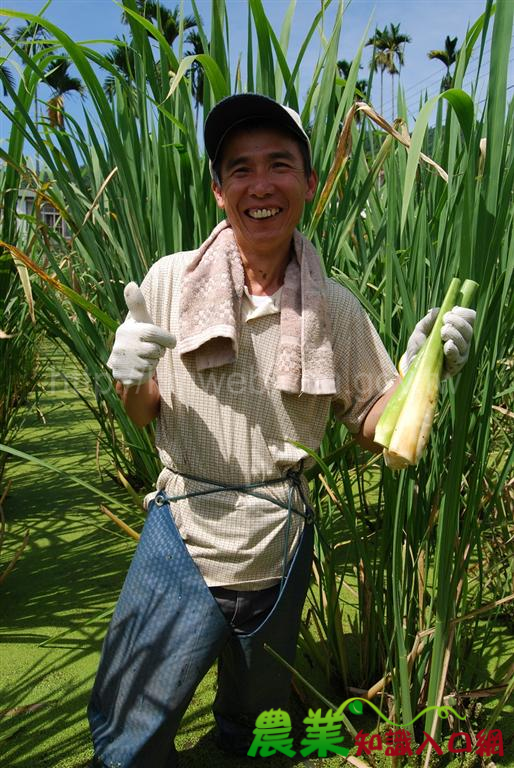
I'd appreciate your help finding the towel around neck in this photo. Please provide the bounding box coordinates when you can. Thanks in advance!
[178,220,336,395]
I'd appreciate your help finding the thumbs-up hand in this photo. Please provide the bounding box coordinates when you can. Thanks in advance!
[107,282,176,387]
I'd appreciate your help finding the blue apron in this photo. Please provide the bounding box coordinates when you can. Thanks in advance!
[88,485,313,768]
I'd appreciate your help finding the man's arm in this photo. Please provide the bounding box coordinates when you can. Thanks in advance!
[355,378,400,452]
[115,377,161,427]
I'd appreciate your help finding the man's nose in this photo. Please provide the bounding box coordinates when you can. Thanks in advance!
[249,171,274,196]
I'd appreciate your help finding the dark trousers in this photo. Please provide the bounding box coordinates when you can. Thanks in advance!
[88,492,313,768]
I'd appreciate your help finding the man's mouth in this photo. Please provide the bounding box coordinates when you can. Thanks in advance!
[246,207,281,220]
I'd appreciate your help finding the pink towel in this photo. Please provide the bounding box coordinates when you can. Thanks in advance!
[178,220,336,395]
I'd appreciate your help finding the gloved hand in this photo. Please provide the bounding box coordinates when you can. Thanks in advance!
[399,306,476,378]
[107,282,176,387]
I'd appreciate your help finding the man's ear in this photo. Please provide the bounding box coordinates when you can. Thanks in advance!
[211,180,225,209]
[305,169,318,202]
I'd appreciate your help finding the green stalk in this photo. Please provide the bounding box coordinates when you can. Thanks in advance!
[456,278,479,307]
[391,472,414,733]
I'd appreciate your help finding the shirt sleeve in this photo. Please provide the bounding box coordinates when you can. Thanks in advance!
[328,280,398,433]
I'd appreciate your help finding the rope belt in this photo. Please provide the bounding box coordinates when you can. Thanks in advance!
[155,463,314,591]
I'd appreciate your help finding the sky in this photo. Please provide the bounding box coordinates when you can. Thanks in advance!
[1,0,513,150]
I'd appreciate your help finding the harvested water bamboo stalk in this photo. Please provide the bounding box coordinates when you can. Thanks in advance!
[375,278,479,469]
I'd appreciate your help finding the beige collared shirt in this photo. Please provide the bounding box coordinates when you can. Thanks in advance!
[141,249,397,589]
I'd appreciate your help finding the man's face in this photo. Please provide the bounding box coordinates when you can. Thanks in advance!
[211,126,317,258]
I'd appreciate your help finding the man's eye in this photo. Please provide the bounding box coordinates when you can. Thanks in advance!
[232,167,249,176]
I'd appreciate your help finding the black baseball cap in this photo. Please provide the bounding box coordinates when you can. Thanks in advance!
[204,93,311,166]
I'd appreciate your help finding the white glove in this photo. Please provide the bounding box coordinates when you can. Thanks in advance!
[399,306,476,378]
[107,282,176,387]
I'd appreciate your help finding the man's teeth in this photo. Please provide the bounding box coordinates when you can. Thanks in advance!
[248,208,280,219]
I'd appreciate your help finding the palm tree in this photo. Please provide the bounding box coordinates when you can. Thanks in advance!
[336,59,351,80]
[0,63,14,95]
[367,23,411,119]
[13,19,51,54]
[13,21,51,172]
[109,2,198,100]
[0,24,15,96]
[428,36,459,92]
[103,36,137,97]
[124,1,196,48]
[384,23,411,118]
[337,58,368,100]
[43,58,84,128]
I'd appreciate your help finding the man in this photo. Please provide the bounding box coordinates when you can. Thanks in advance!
[88,94,475,768]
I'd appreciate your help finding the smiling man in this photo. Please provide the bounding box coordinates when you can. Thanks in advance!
[88,94,475,768]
